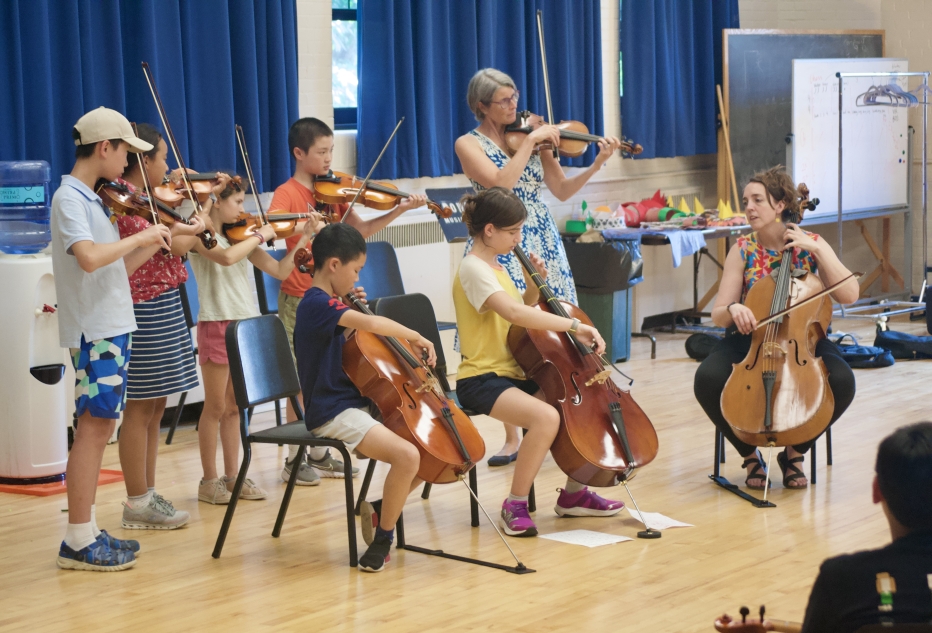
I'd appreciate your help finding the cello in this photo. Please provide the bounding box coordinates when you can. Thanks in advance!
[720,187,838,448]
[507,247,659,488]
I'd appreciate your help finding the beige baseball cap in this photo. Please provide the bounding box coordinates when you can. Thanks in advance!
[73,107,153,153]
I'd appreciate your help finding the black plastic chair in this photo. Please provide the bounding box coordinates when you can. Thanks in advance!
[254,248,290,424]
[165,262,200,445]
[359,241,456,332]
[211,315,359,566]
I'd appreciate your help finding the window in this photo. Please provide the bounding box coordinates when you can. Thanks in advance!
[332,0,357,129]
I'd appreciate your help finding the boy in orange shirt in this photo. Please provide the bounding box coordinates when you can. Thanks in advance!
[270,117,426,484]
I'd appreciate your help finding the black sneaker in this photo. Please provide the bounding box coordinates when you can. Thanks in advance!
[358,534,392,573]
[359,499,382,546]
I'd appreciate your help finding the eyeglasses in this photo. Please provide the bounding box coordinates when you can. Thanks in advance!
[485,91,520,109]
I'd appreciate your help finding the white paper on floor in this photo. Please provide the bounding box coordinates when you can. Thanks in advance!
[539,529,634,548]
[625,507,693,530]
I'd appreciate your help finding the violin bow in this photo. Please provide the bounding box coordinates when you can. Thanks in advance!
[754,272,863,330]
[341,117,405,222]
[536,10,559,159]
[234,124,270,229]
[131,122,172,258]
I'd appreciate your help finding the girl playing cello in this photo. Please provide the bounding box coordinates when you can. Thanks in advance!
[694,167,858,490]
[453,187,625,537]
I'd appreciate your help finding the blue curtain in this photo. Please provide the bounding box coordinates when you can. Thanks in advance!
[358,0,603,180]
[0,0,298,193]
[621,0,739,159]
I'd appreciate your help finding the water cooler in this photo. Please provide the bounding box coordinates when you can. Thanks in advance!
[0,161,69,484]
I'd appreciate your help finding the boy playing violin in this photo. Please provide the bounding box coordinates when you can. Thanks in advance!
[292,222,433,572]
[52,107,172,571]
[271,117,426,485]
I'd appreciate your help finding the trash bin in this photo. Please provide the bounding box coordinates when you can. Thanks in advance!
[563,237,643,363]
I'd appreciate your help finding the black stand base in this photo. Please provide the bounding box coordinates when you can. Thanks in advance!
[402,545,535,574]
[0,472,65,485]
[638,529,662,539]
[709,474,776,508]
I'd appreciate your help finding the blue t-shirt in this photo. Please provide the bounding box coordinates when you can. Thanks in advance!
[293,287,370,430]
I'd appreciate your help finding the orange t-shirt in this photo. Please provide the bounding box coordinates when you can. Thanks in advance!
[271,177,349,298]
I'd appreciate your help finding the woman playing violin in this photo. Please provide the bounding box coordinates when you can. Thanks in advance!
[113,123,208,530]
[454,68,623,464]
[694,167,858,490]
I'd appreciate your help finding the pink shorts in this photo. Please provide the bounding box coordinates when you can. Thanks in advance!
[197,320,232,365]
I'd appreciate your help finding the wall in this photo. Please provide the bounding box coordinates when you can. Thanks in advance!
[293,0,931,366]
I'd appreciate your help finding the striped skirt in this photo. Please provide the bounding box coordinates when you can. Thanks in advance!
[126,287,199,400]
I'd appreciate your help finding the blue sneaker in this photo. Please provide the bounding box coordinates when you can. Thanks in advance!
[98,529,141,556]
[57,539,136,571]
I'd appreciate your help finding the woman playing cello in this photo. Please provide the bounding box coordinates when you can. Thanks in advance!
[454,68,623,464]
[694,167,858,490]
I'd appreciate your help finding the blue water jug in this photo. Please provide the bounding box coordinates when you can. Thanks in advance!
[0,161,52,255]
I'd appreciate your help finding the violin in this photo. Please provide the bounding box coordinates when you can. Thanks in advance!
[223,210,318,243]
[154,173,215,206]
[313,171,452,219]
[715,606,801,633]
[720,186,835,448]
[506,246,658,486]
[341,292,485,483]
[504,111,643,159]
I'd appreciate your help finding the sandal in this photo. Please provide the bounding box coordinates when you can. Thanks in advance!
[741,450,770,490]
[777,450,809,489]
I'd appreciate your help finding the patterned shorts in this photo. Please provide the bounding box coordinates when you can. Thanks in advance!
[70,333,133,420]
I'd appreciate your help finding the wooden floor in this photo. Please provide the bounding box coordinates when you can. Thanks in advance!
[1,316,929,632]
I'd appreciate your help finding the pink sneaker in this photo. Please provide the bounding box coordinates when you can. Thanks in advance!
[500,499,538,537]
[554,487,625,517]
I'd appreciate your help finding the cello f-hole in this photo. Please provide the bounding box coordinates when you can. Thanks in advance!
[569,373,584,405]
[790,339,808,366]
[744,342,764,371]
[401,383,418,410]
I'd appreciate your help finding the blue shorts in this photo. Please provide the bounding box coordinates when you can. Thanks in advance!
[70,333,132,420]
[455,372,539,416]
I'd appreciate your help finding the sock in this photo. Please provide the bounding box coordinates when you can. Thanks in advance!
[308,447,329,462]
[148,487,156,493]
[64,522,97,551]
[507,493,529,503]
[375,525,394,544]
[126,491,152,511]
[90,504,101,538]
[564,480,586,494]
[287,445,300,462]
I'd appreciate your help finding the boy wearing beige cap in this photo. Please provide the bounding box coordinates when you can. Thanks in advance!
[53,107,172,572]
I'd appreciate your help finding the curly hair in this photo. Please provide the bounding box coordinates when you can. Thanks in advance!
[460,187,526,237]
[747,166,811,220]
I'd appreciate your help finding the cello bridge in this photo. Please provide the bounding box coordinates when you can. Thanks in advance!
[762,342,787,358]
[585,369,613,387]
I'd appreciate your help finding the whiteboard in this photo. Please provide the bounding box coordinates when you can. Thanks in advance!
[791,58,909,218]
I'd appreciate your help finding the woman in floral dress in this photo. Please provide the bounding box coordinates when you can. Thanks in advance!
[455,68,622,462]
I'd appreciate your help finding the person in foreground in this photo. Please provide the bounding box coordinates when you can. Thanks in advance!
[452,187,625,538]
[799,421,932,633]
[292,223,434,572]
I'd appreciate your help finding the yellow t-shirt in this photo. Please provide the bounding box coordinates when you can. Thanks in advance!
[453,254,525,381]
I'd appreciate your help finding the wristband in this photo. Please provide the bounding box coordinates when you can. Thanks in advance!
[726,302,739,316]
[253,232,265,245]
[568,318,580,334]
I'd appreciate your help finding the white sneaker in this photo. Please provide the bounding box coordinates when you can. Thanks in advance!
[122,493,190,530]
[223,476,267,500]
[281,455,321,486]
[198,478,232,505]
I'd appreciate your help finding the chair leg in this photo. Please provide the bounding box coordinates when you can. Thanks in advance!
[274,400,282,427]
[355,459,377,516]
[212,440,252,558]
[720,432,726,463]
[810,441,817,485]
[528,483,536,513]
[166,391,187,445]
[421,482,432,500]
[714,430,723,478]
[826,427,833,466]
[334,444,359,567]
[469,467,479,528]
[273,444,305,538]
[395,512,405,548]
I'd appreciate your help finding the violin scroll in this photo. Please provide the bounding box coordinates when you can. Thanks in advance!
[294,247,314,275]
